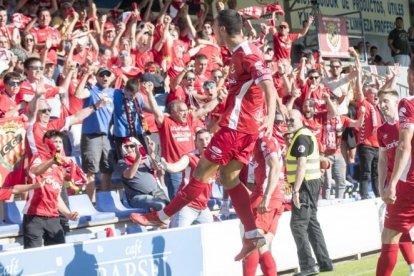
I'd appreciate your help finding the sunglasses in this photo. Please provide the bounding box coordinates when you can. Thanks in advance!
[309,76,319,80]
[285,118,295,123]
[125,144,136,149]
[98,72,111,78]
[7,81,21,86]
[186,77,195,82]
[39,108,52,114]
[29,65,44,71]
[25,38,34,41]
[203,82,216,90]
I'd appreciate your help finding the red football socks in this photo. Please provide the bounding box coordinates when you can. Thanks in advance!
[399,233,414,264]
[227,183,257,232]
[242,250,259,276]
[163,177,208,217]
[376,243,399,276]
[259,251,277,276]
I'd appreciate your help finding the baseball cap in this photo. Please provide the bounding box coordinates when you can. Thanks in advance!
[279,21,289,27]
[96,67,112,76]
[104,22,115,32]
[140,72,163,88]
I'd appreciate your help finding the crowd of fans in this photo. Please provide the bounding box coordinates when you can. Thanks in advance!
[0,0,405,250]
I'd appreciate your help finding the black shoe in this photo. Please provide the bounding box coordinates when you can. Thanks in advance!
[319,265,334,272]
[293,265,320,276]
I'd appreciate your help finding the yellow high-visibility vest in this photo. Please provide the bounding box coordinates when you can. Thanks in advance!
[286,127,321,184]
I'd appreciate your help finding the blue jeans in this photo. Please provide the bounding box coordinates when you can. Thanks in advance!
[393,54,410,67]
[128,194,167,211]
[164,171,183,200]
[169,206,214,228]
[322,153,347,199]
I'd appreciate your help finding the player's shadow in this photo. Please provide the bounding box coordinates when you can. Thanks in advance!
[65,243,97,276]
[152,236,172,276]
[0,262,23,275]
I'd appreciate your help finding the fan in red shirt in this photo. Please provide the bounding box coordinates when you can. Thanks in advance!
[0,6,20,47]
[271,17,313,62]
[28,9,61,51]
[376,89,414,276]
[140,79,224,200]
[130,9,286,262]
[163,129,215,227]
[24,130,80,249]
[354,65,382,199]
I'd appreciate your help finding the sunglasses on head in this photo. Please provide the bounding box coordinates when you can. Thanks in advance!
[29,65,44,71]
[39,108,52,114]
[7,81,21,87]
[125,144,136,149]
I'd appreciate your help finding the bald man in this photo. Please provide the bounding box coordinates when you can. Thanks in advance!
[285,109,333,275]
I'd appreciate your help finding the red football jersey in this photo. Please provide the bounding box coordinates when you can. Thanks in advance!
[250,136,284,209]
[219,41,272,134]
[397,97,414,182]
[377,120,399,182]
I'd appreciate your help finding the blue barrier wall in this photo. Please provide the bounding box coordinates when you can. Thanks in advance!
[0,227,203,276]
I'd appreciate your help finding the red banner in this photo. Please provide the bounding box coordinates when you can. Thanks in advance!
[0,117,26,187]
[318,16,349,58]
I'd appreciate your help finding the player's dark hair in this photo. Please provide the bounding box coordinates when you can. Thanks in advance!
[217,9,242,36]
[43,130,65,142]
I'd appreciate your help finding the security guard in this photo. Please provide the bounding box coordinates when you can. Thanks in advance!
[286,109,333,276]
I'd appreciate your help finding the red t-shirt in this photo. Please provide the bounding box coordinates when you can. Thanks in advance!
[16,80,60,104]
[272,33,300,61]
[139,91,158,133]
[177,152,213,210]
[397,96,414,182]
[356,99,382,147]
[194,72,211,95]
[250,136,284,209]
[25,118,69,161]
[219,41,272,134]
[167,53,191,81]
[30,26,61,49]
[377,120,399,182]
[196,44,222,74]
[0,93,18,118]
[0,188,13,201]
[158,114,195,162]
[26,154,64,217]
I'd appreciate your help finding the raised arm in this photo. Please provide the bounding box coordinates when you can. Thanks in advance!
[142,81,165,125]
